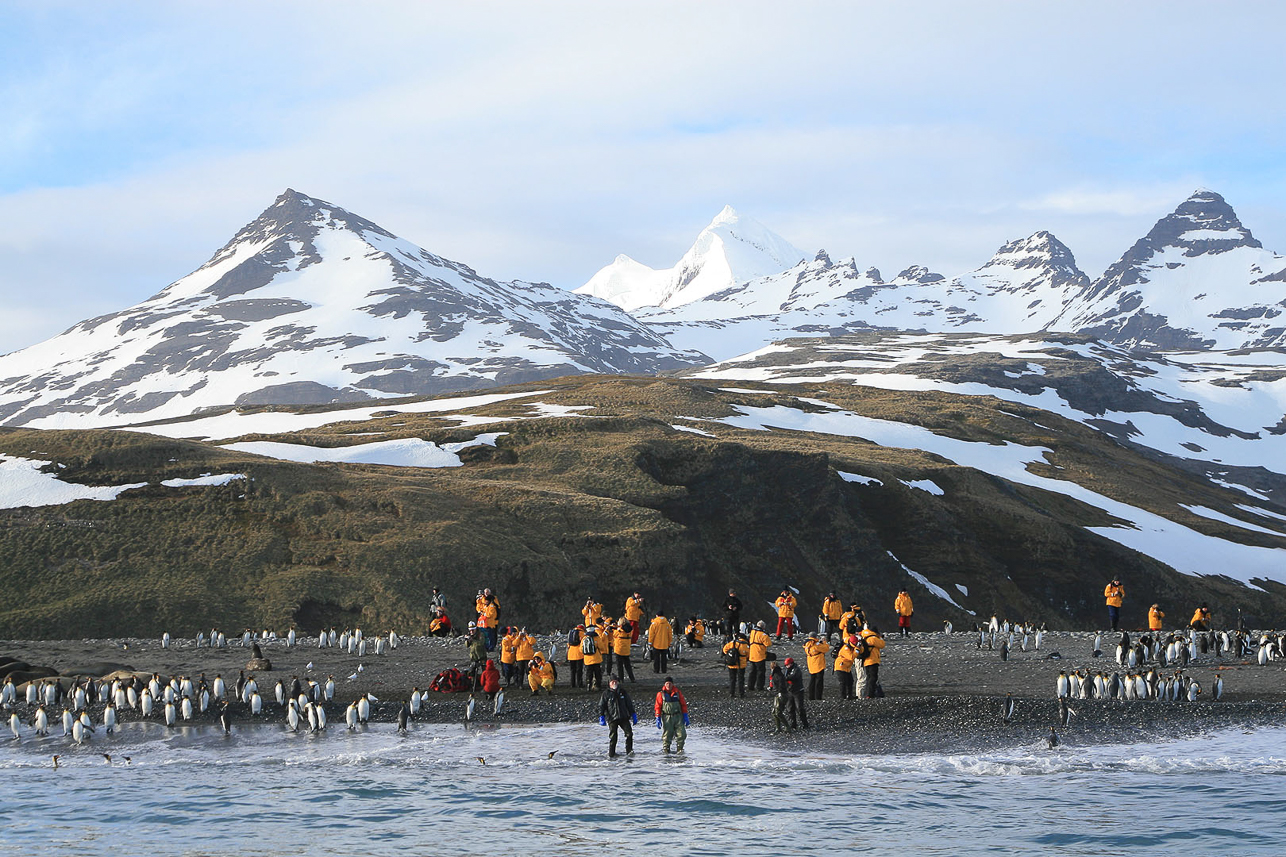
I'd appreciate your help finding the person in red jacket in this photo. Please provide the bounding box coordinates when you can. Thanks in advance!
[479,659,501,701]
[654,677,689,754]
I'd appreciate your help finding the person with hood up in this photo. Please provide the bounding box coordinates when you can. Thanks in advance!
[803,632,830,700]
[654,677,689,754]
[775,589,798,640]
[479,659,501,700]
[527,653,555,695]
[598,676,638,757]
[624,592,646,643]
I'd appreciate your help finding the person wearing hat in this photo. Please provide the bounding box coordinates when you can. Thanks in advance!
[722,632,750,698]
[583,597,603,627]
[859,623,886,698]
[527,652,556,695]
[684,616,706,648]
[803,632,830,700]
[428,606,453,637]
[834,635,858,700]
[598,676,638,757]
[466,623,487,687]
[747,621,773,691]
[567,624,586,688]
[1104,579,1125,631]
[781,656,808,729]
[654,677,689,754]
[648,611,674,673]
[840,603,864,639]
[430,587,446,612]
[1148,604,1165,632]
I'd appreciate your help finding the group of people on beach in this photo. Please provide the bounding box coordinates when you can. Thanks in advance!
[1106,578,1225,636]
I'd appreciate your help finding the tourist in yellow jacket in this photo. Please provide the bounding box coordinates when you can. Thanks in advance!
[684,617,706,648]
[722,633,750,698]
[1190,603,1212,631]
[834,636,858,700]
[859,624,886,698]
[803,633,830,700]
[581,626,605,691]
[747,621,773,691]
[648,612,674,674]
[624,592,646,643]
[1149,604,1165,632]
[894,590,913,637]
[1104,578,1125,631]
[582,598,602,627]
[567,624,586,689]
[822,592,843,638]
[500,627,520,687]
[613,622,636,683]
[514,629,536,681]
[775,590,798,640]
[527,653,555,695]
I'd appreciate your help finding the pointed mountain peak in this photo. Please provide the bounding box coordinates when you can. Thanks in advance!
[1147,189,1261,253]
[709,204,739,227]
[982,231,1086,280]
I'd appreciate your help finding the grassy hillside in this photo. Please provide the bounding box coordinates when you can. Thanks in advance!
[1,376,1283,638]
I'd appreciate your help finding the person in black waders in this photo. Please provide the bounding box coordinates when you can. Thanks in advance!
[782,657,808,730]
[598,677,638,758]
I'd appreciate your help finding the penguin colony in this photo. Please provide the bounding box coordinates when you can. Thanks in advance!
[0,626,422,749]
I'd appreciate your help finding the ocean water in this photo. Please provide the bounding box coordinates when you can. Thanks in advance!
[2,720,1284,855]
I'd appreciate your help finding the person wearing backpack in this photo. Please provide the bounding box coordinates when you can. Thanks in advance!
[581,626,604,691]
[654,677,689,754]
[598,676,638,757]
[747,621,773,691]
[722,632,750,698]
[834,636,858,700]
[567,625,586,688]
[614,621,637,683]
[860,623,886,698]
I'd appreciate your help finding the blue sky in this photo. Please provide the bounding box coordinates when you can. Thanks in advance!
[2,1,1285,350]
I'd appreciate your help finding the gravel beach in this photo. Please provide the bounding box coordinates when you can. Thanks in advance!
[5,629,1284,754]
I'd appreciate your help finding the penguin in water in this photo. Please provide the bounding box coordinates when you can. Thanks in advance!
[396,704,410,734]
[345,702,359,731]
[1002,693,1016,723]
[9,711,20,741]
[356,694,370,725]
[1047,727,1059,749]
[164,701,177,727]
[286,700,301,733]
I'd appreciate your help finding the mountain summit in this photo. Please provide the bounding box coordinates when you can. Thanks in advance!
[0,190,708,428]
[1053,190,1286,349]
[575,206,805,310]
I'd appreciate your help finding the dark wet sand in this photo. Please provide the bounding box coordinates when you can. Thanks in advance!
[4,630,1284,754]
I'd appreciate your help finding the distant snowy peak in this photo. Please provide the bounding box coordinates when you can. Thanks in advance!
[575,205,804,310]
[0,190,708,428]
[1055,190,1286,350]
[978,231,1088,286]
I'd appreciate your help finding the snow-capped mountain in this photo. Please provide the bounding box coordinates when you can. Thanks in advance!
[574,205,805,311]
[0,190,708,429]
[1052,190,1286,349]
[642,232,1089,361]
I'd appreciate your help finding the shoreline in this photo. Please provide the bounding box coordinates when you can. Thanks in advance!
[5,631,1285,755]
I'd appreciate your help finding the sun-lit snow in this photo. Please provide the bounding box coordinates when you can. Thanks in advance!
[160,473,247,487]
[0,455,147,509]
[713,401,1286,587]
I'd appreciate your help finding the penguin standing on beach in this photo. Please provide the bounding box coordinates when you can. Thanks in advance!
[999,639,1009,661]
[396,704,410,733]
[494,688,506,717]
[1214,675,1224,700]
[1002,693,1016,723]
